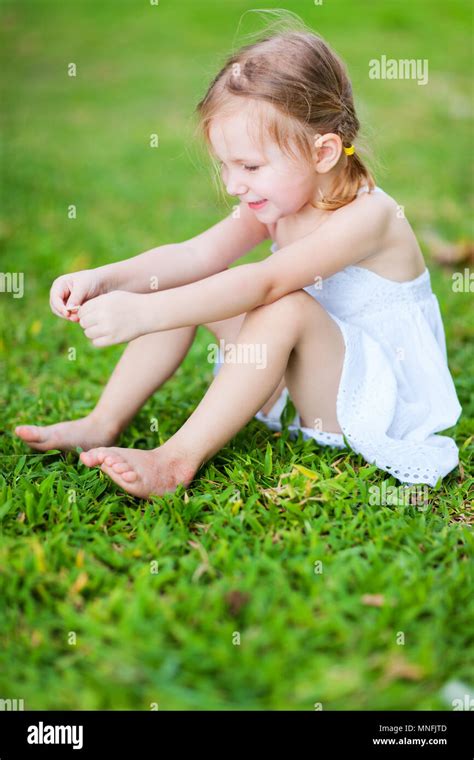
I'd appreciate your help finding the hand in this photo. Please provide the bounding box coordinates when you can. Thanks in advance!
[50,269,108,323]
[77,291,150,347]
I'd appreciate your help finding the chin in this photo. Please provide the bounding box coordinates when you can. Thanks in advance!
[255,202,278,219]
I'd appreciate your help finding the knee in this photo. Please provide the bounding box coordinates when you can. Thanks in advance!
[246,289,310,325]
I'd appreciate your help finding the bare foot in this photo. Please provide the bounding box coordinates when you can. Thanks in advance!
[14,414,120,452]
[79,443,198,498]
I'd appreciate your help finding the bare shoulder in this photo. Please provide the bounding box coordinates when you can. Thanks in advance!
[272,187,393,251]
[353,188,427,280]
[349,185,397,223]
[269,187,425,282]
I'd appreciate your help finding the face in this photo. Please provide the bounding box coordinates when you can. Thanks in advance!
[208,103,322,224]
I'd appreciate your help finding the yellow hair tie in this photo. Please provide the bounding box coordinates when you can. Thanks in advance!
[344,144,355,156]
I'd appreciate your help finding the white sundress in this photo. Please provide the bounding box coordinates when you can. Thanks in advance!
[213,185,463,487]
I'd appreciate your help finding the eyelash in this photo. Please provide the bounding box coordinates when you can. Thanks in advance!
[219,163,260,172]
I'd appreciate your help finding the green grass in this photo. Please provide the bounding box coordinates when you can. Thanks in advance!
[1,0,473,710]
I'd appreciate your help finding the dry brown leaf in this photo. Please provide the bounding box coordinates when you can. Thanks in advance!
[225,590,251,615]
[31,630,43,648]
[362,594,385,607]
[69,571,88,595]
[423,231,474,266]
[382,655,424,683]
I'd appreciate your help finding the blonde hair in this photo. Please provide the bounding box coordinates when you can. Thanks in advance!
[194,10,376,211]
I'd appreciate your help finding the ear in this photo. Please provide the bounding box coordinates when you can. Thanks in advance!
[313,132,343,174]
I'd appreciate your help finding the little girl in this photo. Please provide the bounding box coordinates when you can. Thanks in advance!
[15,25,462,498]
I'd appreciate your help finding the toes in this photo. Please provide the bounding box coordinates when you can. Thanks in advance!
[79,451,90,465]
[100,462,137,487]
[23,441,51,452]
[111,461,133,474]
[80,447,110,467]
[15,425,45,443]
[105,453,125,467]
[80,450,96,466]
[82,448,145,496]
[119,469,138,482]
[99,461,123,484]
[15,425,57,452]
[80,447,131,470]
[106,461,138,482]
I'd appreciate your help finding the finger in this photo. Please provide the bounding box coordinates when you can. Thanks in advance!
[65,296,84,312]
[77,301,92,319]
[79,312,97,329]
[50,300,65,318]
[92,335,113,348]
[84,325,103,339]
[79,317,99,330]
[51,303,69,319]
[66,305,80,321]
[50,286,70,318]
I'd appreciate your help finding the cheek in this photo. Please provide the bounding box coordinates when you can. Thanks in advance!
[269,174,307,207]
[269,170,304,196]
[289,172,311,192]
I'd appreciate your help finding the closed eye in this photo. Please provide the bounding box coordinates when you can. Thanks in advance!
[218,161,260,173]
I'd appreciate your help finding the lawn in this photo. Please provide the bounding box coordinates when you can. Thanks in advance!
[0,0,473,710]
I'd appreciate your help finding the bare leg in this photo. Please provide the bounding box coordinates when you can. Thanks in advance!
[14,326,197,451]
[205,313,287,415]
[14,309,286,453]
[80,293,314,497]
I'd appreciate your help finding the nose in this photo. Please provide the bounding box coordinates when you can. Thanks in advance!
[224,170,248,197]
[226,180,248,197]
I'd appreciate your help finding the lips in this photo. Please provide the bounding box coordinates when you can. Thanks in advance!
[248,199,268,210]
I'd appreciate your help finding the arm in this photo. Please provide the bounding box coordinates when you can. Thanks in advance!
[77,193,392,346]
[143,261,272,331]
[49,240,217,321]
[141,191,391,331]
[76,203,272,344]
[97,242,220,294]
[261,192,392,301]
[51,202,268,320]
[95,201,270,293]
